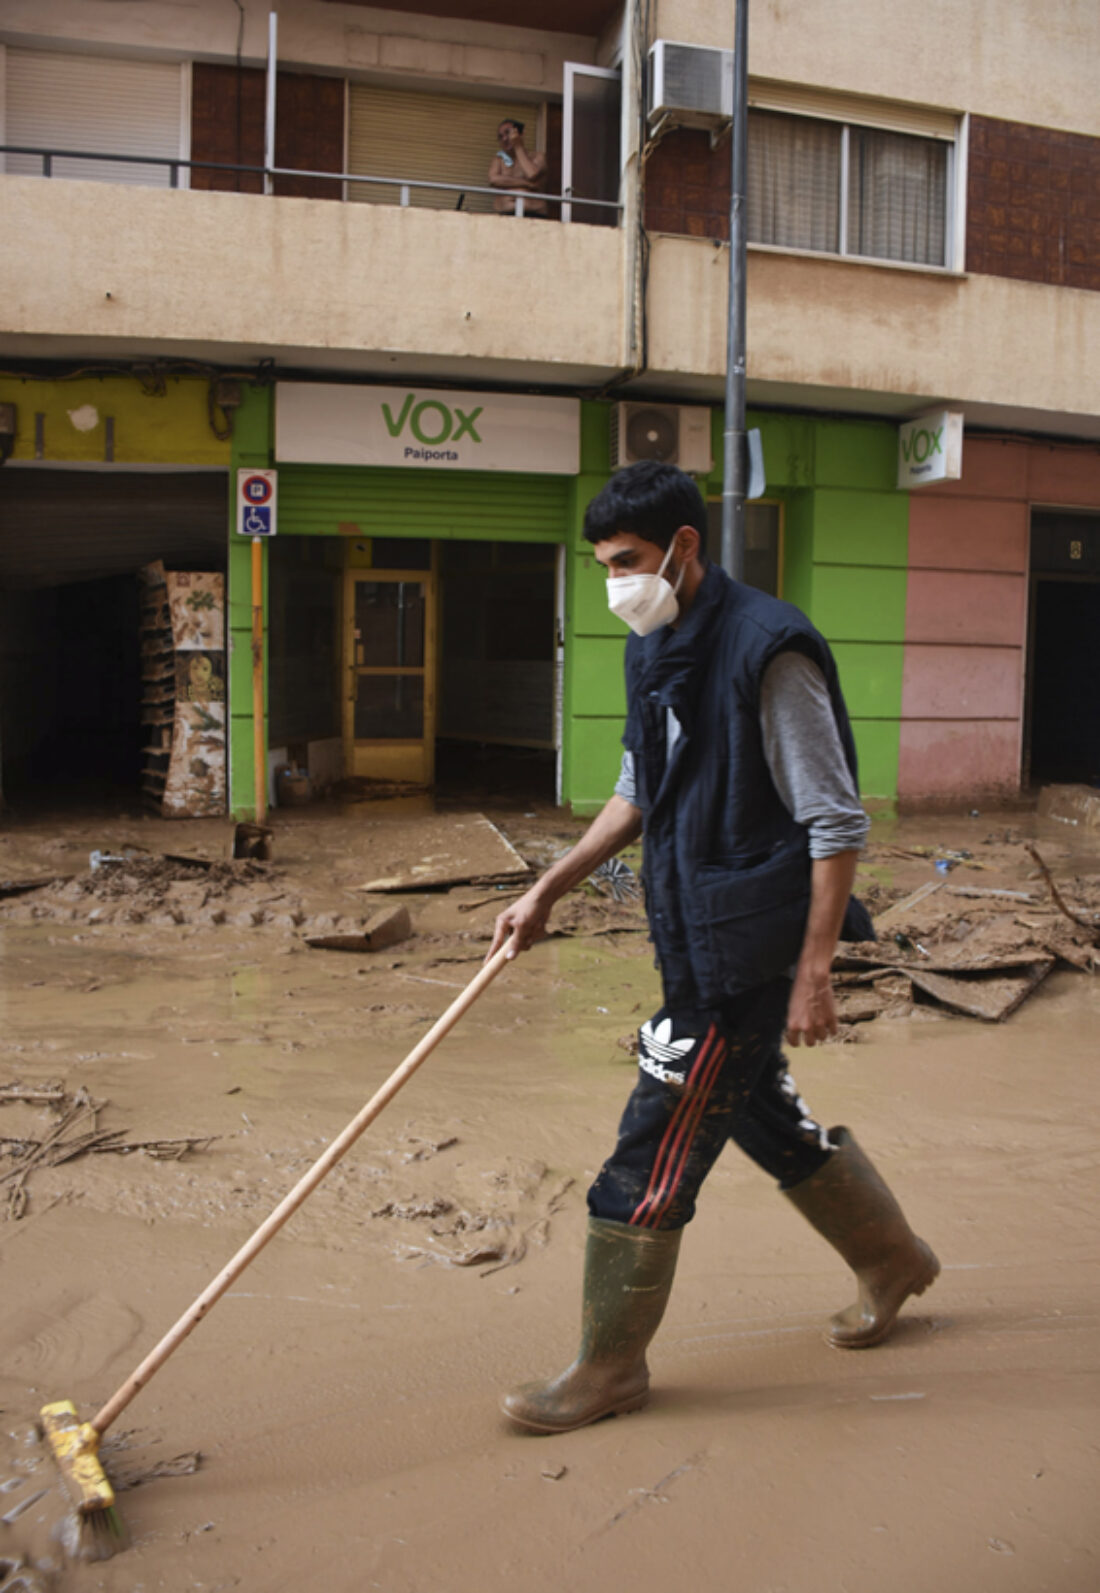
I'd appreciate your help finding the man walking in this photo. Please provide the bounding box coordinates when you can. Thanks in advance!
[489,461,938,1435]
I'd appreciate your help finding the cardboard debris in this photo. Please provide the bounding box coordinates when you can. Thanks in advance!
[1037,783,1100,832]
[905,960,1055,1022]
[355,814,531,892]
[836,845,1098,1026]
[305,904,412,953]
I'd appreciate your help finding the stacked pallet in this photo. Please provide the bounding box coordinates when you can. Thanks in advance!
[139,562,227,817]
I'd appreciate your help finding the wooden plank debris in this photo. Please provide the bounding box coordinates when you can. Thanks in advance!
[355,814,532,892]
[906,960,1054,1022]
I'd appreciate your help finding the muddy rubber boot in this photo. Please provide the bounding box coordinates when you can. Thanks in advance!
[785,1127,940,1349]
[501,1217,682,1434]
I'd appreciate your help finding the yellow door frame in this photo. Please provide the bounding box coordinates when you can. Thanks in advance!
[343,554,438,785]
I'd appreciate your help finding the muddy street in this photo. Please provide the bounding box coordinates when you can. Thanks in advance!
[1,801,1098,1593]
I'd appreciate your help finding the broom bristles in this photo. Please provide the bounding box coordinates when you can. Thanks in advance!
[39,1400,116,1515]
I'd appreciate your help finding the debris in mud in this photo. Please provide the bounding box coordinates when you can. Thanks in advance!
[107,1449,202,1493]
[833,844,1100,1029]
[0,1083,217,1219]
[372,1197,455,1220]
[402,1134,459,1162]
[354,813,532,892]
[306,904,412,954]
[588,857,640,903]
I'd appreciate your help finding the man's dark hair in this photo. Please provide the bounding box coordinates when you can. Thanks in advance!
[583,460,708,555]
[500,117,525,134]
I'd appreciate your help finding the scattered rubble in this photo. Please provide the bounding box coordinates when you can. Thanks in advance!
[0,1082,217,1219]
[833,843,1099,1032]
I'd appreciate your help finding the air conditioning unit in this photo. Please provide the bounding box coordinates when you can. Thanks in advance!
[648,40,733,126]
[611,404,713,473]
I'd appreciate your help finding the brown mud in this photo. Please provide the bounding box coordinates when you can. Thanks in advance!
[0,800,1097,1592]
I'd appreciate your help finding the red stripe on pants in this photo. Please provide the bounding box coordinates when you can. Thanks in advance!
[629,1025,727,1229]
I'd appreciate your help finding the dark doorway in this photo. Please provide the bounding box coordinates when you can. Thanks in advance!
[1026,512,1100,788]
[0,576,143,808]
[0,468,228,811]
[436,539,558,806]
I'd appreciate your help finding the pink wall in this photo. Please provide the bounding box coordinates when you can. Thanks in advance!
[898,438,1100,804]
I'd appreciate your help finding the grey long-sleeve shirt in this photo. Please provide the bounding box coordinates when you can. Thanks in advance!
[613,649,870,859]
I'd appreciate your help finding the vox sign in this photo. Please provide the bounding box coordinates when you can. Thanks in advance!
[897,409,964,489]
[275,383,580,475]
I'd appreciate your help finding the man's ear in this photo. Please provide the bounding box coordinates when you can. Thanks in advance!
[675,525,702,562]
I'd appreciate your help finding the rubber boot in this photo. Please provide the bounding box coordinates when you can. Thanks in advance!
[785,1127,940,1349]
[501,1217,682,1434]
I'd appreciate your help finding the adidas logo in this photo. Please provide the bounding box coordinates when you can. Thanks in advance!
[637,1016,695,1085]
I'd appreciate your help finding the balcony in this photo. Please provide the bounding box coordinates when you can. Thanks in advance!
[0,158,626,386]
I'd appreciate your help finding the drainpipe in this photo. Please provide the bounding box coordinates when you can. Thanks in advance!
[264,6,277,196]
[720,0,749,580]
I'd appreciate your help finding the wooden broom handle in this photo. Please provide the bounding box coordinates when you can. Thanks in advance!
[93,943,513,1434]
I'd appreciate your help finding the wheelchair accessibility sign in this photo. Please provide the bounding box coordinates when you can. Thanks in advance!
[236,469,278,537]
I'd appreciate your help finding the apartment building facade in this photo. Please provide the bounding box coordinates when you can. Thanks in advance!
[0,0,1097,817]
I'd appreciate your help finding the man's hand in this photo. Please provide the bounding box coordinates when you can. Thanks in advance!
[487,885,551,961]
[785,849,859,1047]
[483,794,642,965]
[785,964,839,1047]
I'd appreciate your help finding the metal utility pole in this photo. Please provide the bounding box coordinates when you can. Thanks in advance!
[264,7,278,195]
[720,0,749,580]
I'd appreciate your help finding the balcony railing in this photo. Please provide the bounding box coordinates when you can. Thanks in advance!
[0,145,622,224]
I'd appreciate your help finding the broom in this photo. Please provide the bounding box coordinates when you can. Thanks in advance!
[41,942,513,1540]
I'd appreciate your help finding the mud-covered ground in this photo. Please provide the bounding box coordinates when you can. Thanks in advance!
[0,798,1097,1593]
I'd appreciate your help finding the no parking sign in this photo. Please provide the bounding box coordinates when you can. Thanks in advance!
[236,469,278,537]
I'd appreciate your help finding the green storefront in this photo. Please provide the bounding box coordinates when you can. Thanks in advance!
[229,383,907,819]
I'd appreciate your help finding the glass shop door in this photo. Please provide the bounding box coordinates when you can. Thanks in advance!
[343,564,437,785]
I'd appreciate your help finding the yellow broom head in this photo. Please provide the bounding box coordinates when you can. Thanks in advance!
[40,1401,116,1515]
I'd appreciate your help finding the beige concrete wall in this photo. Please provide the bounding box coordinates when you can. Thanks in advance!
[656,0,1100,136]
[646,239,1100,427]
[0,0,596,95]
[0,176,623,375]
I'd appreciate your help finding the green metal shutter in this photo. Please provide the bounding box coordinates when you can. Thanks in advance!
[276,466,569,542]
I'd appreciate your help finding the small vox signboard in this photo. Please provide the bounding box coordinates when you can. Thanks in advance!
[897,410,963,489]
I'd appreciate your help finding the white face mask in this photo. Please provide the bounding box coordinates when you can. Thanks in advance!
[606,540,684,636]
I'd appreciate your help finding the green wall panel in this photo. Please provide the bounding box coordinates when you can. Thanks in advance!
[812,489,908,568]
[831,642,905,720]
[568,717,624,813]
[570,549,623,635]
[849,719,900,799]
[813,420,898,491]
[228,386,273,820]
[812,566,908,643]
[579,403,613,475]
[781,488,815,614]
[571,636,628,717]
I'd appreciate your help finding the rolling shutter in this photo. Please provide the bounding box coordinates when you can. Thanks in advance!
[4,49,185,185]
[347,84,537,213]
[748,79,958,141]
[277,466,568,541]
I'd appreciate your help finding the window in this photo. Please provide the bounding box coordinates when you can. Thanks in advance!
[706,501,783,597]
[747,93,959,269]
[3,49,187,186]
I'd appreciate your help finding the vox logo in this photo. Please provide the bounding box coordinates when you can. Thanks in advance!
[900,426,944,464]
[381,394,484,446]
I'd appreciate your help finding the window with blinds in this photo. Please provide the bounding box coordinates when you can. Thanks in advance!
[748,108,950,268]
[347,85,538,213]
[4,49,186,186]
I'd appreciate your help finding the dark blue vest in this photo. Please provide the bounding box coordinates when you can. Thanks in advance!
[622,561,861,1010]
